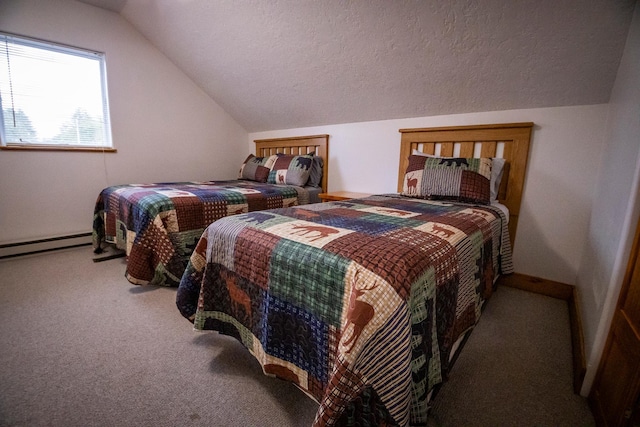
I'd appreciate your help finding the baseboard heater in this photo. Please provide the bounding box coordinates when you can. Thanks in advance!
[0,232,93,260]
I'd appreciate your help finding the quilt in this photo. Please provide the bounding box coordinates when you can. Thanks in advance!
[92,180,309,287]
[176,195,513,426]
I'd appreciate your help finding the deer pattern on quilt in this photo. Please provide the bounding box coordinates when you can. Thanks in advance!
[342,270,379,353]
[221,269,252,325]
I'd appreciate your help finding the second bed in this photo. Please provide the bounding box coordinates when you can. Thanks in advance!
[92,134,329,286]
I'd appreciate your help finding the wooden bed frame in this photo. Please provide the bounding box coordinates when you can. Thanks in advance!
[254,134,329,193]
[398,123,534,247]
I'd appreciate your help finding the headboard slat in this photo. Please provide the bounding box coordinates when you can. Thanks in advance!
[459,142,475,158]
[440,142,454,157]
[480,141,497,157]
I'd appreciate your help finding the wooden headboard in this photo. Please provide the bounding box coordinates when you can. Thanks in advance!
[254,134,329,193]
[398,123,533,246]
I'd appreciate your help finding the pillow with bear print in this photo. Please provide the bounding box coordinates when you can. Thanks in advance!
[411,149,505,201]
[402,155,492,205]
[267,154,314,187]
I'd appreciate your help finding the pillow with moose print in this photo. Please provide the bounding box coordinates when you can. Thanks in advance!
[402,155,492,205]
[267,153,314,187]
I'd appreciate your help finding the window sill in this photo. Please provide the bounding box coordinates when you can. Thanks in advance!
[0,145,117,153]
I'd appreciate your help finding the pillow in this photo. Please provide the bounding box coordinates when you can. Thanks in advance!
[307,156,324,187]
[490,157,506,201]
[402,155,492,205]
[267,153,314,186]
[411,149,505,200]
[238,154,277,183]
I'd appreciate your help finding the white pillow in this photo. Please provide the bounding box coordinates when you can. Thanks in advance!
[411,149,505,200]
[490,158,506,201]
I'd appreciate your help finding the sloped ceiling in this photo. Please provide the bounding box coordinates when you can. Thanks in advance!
[81,0,636,132]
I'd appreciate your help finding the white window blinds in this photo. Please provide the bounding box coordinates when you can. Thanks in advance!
[0,32,112,148]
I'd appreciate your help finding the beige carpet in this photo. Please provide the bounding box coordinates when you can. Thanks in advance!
[0,247,594,426]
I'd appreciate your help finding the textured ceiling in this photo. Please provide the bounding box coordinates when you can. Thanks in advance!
[82,0,636,132]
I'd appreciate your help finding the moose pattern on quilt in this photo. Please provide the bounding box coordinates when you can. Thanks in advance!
[93,180,308,287]
[176,195,513,426]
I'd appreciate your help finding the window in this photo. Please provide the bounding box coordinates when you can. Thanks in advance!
[0,32,113,151]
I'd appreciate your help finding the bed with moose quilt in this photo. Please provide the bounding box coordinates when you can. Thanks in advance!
[92,180,311,287]
[176,194,513,426]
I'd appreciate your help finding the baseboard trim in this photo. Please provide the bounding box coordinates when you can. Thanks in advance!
[498,272,573,299]
[499,272,586,394]
[0,233,93,260]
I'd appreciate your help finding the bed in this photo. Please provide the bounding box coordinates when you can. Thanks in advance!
[92,134,329,287]
[176,123,533,426]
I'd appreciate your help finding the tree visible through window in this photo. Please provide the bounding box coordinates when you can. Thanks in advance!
[0,32,112,149]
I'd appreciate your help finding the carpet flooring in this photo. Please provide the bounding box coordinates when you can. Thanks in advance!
[0,246,595,426]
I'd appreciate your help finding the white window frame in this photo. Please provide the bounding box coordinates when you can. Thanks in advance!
[0,32,114,152]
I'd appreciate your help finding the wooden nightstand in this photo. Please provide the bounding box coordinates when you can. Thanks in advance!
[318,191,372,202]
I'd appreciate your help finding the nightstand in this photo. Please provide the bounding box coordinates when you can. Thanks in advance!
[318,191,372,202]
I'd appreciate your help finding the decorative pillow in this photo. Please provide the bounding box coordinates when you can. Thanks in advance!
[411,149,504,200]
[402,155,492,204]
[238,154,277,183]
[267,153,314,186]
[307,156,324,187]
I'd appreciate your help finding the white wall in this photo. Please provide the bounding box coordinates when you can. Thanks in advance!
[0,0,248,244]
[250,105,608,286]
[579,1,640,395]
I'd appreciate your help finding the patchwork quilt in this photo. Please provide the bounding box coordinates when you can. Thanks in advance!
[92,180,309,287]
[176,195,513,426]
